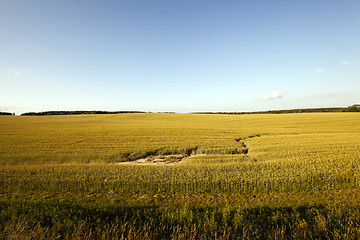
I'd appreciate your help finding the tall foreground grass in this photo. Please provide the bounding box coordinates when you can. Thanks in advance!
[1,113,360,239]
[2,195,360,239]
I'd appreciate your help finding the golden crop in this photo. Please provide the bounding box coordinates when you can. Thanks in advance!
[1,113,360,239]
[1,112,359,192]
[1,113,359,165]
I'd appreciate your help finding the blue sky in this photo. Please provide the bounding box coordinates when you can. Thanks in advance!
[1,0,359,114]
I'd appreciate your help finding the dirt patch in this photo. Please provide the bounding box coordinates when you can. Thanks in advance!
[115,136,260,165]
[115,154,189,165]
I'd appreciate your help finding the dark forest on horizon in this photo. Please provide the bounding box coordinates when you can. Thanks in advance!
[9,104,360,116]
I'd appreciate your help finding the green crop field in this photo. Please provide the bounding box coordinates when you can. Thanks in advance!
[1,113,360,239]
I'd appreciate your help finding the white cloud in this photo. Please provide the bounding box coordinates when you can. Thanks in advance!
[261,92,282,100]
[341,61,350,65]
[9,69,20,76]
[314,67,323,73]
[269,85,278,89]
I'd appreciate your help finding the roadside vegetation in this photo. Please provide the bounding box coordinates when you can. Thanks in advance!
[1,113,360,239]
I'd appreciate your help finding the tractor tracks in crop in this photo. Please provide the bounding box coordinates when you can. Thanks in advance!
[235,134,262,155]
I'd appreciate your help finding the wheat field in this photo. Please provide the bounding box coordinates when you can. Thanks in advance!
[1,113,360,239]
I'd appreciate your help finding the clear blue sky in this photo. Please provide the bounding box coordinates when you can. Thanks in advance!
[1,0,359,114]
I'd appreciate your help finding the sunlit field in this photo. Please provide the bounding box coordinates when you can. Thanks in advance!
[1,113,360,239]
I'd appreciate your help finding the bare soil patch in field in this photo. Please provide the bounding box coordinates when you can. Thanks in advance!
[115,154,191,165]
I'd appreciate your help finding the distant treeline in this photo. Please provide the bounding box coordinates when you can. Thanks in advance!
[0,112,13,115]
[21,111,146,116]
[193,105,360,115]
[12,104,360,116]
